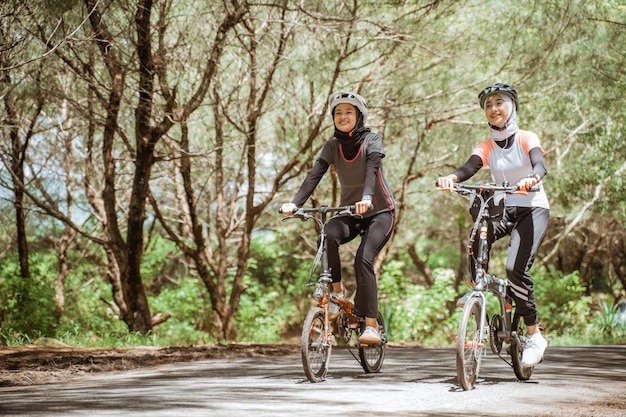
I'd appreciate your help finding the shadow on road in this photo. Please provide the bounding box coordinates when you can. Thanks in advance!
[0,345,624,417]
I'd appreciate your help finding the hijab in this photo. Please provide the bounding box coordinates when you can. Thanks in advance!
[489,94,519,143]
[334,108,370,143]
[333,107,371,159]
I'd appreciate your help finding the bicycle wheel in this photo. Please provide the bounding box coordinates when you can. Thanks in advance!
[358,313,386,373]
[456,296,484,390]
[510,312,534,381]
[301,307,332,382]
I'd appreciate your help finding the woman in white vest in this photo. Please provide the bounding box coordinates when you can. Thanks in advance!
[437,83,550,367]
[281,92,396,345]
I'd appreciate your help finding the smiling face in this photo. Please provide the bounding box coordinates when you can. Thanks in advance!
[484,94,511,127]
[333,103,357,133]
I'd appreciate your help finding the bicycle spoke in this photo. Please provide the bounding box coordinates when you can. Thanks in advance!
[456,297,483,390]
[301,308,331,382]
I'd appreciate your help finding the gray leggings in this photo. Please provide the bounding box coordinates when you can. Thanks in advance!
[487,206,550,326]
[324,210,394,318]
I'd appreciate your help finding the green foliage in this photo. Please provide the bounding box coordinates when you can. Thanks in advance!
[148,278,213,346]
[236,231,304,342]
[0,253,58,338]
[59,263,123,336]
[236,284,298,343]
[533,268,593,338]
[379,262,460,346]
[56,274,212,347]
[591,301,626,343]
[54,324,155,348]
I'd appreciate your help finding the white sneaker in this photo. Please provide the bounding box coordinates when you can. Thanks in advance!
[521,332,547,367]
[328,292,344,320]
[359,326,382,345]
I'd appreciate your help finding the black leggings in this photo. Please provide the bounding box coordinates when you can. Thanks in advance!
[324,211,394,318]
[478,206,550,326]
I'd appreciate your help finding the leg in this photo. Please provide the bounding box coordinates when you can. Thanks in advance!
[353,211,394,319]
[505,207,550,367]
[355,212,394,345]
[324,216,360,285]
[505,207,549,327]
[526,323,540,336]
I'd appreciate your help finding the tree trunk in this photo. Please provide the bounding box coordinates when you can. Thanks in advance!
[1,68,32,279]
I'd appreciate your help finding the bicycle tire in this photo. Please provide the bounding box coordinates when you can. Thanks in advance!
[510,313,534,381]
[358,312,386,373]
[301,307,331,382]
[456,296,484,390]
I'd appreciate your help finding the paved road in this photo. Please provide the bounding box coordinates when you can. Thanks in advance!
[0,346,624,417]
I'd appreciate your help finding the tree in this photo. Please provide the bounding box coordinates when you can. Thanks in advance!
[3,0,248,333]
[0,0,623,342]
[0,2,43,280]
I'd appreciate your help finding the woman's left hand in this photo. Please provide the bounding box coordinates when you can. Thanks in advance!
[355,199,373,215]
[517,175,539,191]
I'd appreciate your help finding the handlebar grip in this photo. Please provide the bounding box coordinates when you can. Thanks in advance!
[349,204,374,212]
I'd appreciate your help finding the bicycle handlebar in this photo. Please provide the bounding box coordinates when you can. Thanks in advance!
[279,204,373,216]
[438,182,528,196]
[279,205,355,214]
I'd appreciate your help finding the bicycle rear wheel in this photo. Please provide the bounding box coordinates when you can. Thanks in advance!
[456,296,484,390]
[301,307,332,382]
[510,313,534,381]
[358,313,386,373]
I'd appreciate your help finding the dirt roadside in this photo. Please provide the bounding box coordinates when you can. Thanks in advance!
[0,343,300,386]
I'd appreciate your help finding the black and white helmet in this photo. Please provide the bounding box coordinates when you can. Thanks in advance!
[328,91,368,124]
[478,83,519,112]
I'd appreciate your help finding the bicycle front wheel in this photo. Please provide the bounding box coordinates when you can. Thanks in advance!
[358,313,386,373]
[301,307,332,382]
[510,313,534,381]
[456,296,484,390]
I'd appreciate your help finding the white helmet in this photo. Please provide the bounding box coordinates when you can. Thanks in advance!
[328,91,368,124]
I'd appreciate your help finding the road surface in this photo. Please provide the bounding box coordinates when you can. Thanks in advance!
[0,345,624,416]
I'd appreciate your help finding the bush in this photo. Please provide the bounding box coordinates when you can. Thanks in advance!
[379,262,461,345]
[0,253,59,339]
[591,300,626,343]
[148,277,213,346]
[236,232,304,342]
[533,267,592,338]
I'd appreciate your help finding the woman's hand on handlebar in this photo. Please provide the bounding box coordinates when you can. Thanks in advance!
[355,199,373,215]
[280,203,297,215]
[516,175,539,191]
[437,174,458,190]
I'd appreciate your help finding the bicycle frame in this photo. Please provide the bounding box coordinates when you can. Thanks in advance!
[442,182,533,389]
[287,206,356,339]
[465,184,526,347]
[281,204,386,382]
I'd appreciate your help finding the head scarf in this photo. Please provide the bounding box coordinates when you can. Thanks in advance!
[488,94,518,141]
[333,107,370,143]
